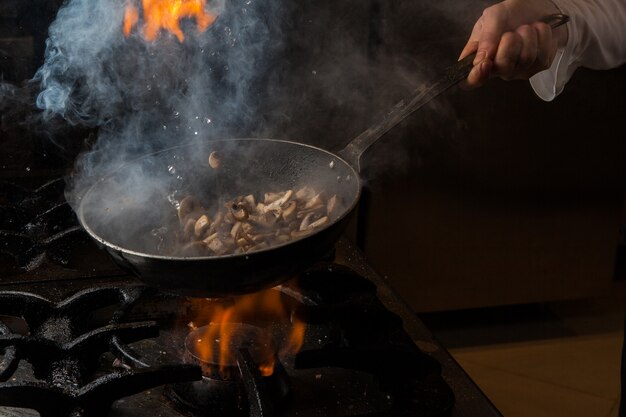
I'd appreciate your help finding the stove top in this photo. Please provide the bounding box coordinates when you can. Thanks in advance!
[0,177,502,417]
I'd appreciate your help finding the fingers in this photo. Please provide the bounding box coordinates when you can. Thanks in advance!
[462,23,557,87]
[459,18,484,60]
[491,22,555,80]
[460,59,493,90]
[459,0,562,88]
[493,31,522,79]
[530,22,556,74]
[475,5,508,64]
[460,5,509,63]
[459,3,508,89]
[515,24,538,72]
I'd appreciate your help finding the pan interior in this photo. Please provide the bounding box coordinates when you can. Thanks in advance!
[78,139,360,258]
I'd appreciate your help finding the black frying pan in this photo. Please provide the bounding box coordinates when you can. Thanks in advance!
[78,138,360,297]
[77,13,568,297]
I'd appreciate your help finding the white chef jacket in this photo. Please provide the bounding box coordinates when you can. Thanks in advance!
[530,0,626,101]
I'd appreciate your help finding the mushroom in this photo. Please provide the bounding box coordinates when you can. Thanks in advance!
[299,213,315,231]
[296,205,325,219]
[183,218,196,240]
[203,233,218,244]
[264,192,282,204]
[266,189,293,210]
[230,221,243,240]
[206,237,227,255]
[251,212,279,229]
[304,192,326,209]
[176,185,334,256]
[308,216,329,230]
[327,195,338,217]
[178,196,199,223]
[230,203,249,222]
[243,194,256,208]
[208,151,221,169]
[291,229,312,239]
[282,200,297,222]
[242,222,254,234]
[194,215,211,237]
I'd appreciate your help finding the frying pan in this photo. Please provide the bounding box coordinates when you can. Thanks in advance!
[77,14,568,297]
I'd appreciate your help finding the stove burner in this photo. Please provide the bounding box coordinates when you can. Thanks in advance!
[168,349,290,417]
[0,286,201,417]
[168,323,290,417]
[185,323,277,380]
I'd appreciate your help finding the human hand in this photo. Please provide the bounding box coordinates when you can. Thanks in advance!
[459,0,568,89]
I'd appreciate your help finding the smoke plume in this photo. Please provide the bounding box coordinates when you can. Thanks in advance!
[21,0,471,257]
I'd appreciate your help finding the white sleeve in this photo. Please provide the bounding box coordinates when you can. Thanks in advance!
[530,0,626,101]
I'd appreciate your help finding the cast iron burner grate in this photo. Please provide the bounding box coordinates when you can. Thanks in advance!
[0,178,96,270]
[0,262,457,417]
[0,286,201,417]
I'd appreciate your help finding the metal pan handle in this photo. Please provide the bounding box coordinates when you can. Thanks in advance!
[337,13,570,172]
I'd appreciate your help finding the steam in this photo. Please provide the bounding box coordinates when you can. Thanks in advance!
[34,0,284,130]
[30,0,292,203]
[16,0,471,256]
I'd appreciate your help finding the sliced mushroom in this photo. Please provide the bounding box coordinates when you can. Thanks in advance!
[244,194,256,208]
[207,237,227,255]
[208,151,221,169]
[230,203,249,222]
[242,222,254,234]
[177,185,334,256]
[194,215,211,237]
[299,213,314,231]
[282,201,297,222]
[304,192,326,209]
[266,189,293,210]
[296,205,325,219]
[264,192,283,204]
[327,195,338,217]
[183,218,196,240]
[291,229,312,239]
[203,233,219,244]
[251,212,279,229]
[178,196,199,223]
[308,216,329,230]
[230,221,243,240]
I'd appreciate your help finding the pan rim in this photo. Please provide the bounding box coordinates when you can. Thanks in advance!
[77,137,362,262]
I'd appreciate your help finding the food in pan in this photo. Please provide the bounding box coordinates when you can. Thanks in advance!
[175,186,340,256]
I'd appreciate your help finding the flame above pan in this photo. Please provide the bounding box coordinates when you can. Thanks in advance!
[123,0,217,42]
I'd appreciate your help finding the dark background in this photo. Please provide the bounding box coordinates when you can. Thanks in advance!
[2,0,626,311]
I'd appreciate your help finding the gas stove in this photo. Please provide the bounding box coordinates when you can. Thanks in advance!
[0,177,502,417]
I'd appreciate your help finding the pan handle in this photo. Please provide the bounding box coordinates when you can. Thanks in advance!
[337,13,569,172]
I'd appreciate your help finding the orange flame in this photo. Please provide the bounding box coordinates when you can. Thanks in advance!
[123,0,217,42]
[190,288,306,377]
